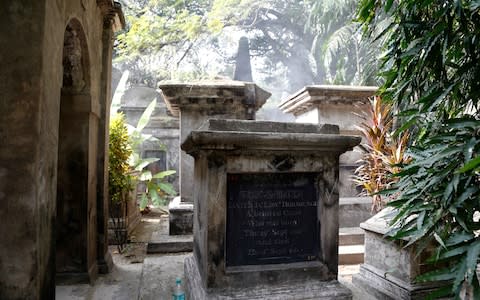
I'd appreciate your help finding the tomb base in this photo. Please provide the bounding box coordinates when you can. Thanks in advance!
[168,196,194,235]
[352,208,450,300]
[353,265,444,300]
[185,255,352,300]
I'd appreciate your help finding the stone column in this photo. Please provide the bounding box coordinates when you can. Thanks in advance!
[181,119,360,299]
[0,2,57,298]
[279,85,377,197]
[159,81,270,235]
[0,1,124,298]
[96,3,125,274]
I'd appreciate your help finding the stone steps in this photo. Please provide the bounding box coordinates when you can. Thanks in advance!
[339,197,373,228]
[339,227,364,246]
[339,227,365,265]
[339,244,365,265]
[337,197,371,265]
[147,230,193,254]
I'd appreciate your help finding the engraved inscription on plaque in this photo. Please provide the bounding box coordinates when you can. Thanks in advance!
[226,173,320,267]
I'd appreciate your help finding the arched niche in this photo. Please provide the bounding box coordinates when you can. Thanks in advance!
[56,18,97,283]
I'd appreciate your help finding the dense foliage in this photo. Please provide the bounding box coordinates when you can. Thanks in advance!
[109,113,134,251]
[115,0,381,98]
[110,73,177,209]
[208,0,378,90]
[358,0,480,297]
[127,99,177,209]
[109,113,133,204]
[116,0,219,86]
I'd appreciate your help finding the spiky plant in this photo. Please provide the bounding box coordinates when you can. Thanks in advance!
[354,96,409,212]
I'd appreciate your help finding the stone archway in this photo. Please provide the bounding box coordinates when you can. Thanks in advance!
[56,19,98,283]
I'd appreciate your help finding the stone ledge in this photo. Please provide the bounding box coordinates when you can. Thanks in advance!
[159,81,271,117]
[182,131,361,154]
[185,255,352,300]
[339,197,372,205]
[352,265,449,300]
[168,203,194,211]
[359,207,397,236]
[201,118,339,134]
[147,231,193,253]
[279,85,377,116]
[339,227,365,246]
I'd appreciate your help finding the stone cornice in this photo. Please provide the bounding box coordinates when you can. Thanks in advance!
[199,119,339,134]
[181,119,361,155]
[159,81,271,118]
[97,0,113,14]
[98,0,125,32]
[279,85,378,116]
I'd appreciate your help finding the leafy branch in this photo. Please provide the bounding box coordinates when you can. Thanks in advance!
[358,0,480,297]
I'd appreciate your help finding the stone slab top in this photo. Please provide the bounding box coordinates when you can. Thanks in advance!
[360,207,401,237]
[160,79,247,88]
[199,118,339,134]
[181,119,361,155]
[339,197,373,205]
[168,196,194,210]
[279,85,378,116]
[158,80,271,117]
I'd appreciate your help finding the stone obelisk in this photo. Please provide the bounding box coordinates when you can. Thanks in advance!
[233,36,253,82]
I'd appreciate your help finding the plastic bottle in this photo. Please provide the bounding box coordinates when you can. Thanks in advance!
[172,278,185,300]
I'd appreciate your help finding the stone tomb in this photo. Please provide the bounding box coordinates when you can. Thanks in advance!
[352,209,449,299]
[160,81,270,235]
[279,85,377,197]
[182,119,360,299]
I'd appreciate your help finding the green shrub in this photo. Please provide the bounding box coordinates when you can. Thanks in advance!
[126,99,177,209]
[109,112,133,204]
[110,72,177,210]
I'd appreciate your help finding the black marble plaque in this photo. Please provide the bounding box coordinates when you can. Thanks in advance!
[226,173,320,267]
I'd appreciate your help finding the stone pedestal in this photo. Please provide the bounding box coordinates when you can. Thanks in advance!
[159,81,270,235]
[352,209,449,299]
[181,119,360,299]
[168,196,194,235]
[279,85,377,197]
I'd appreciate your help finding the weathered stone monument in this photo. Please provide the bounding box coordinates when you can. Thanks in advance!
[233,37,253,82]
[159,82,270,234]
[352,209,449,299]
[182,119,360,299]
[159,38,269,235]
[279,85,378,265]
[279,85,377,197]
